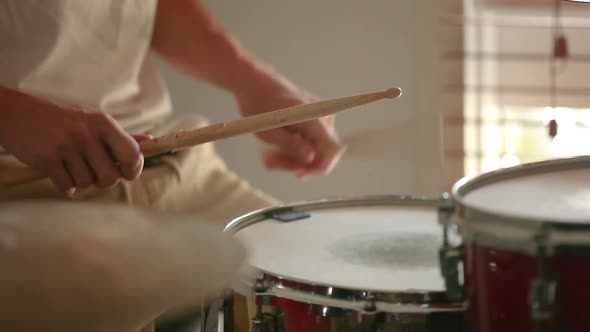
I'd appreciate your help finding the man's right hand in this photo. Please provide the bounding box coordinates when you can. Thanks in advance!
[0,88,145,195]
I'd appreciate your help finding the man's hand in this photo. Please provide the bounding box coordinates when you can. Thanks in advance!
[237,81,345,179]
[0,89,145,194]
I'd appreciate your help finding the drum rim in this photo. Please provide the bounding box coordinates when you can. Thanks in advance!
[225,194,464,311]
[451,155,590,253]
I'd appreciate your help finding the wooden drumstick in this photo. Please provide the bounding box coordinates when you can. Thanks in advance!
[0,87,402,187]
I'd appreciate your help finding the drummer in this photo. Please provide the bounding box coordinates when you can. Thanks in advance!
[0,0,344,331]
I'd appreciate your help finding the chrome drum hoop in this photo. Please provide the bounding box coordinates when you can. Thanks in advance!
[253,273,466,317]
[226,194,448,233]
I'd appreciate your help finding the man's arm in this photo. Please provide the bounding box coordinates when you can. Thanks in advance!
[151,0,284,99]
[151,0,344,178]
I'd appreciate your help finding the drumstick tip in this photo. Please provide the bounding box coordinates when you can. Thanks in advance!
[385,87,402,99]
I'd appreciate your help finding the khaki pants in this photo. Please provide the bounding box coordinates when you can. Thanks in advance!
[0,114,280,332]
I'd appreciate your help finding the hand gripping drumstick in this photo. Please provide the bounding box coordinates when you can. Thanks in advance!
[0,87,402,187]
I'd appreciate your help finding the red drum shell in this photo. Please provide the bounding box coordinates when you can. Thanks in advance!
[465,242,590,332]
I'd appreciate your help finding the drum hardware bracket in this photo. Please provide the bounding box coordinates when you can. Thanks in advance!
[253,278,274,306]
[363,293,377,313]
[251,305,285,332]
[530,276,557,321]
[265,207,310,223]
[439,243,464,302]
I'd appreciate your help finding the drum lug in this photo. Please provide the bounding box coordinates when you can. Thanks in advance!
[254,277,269,293]
[530,239,557,325]
[438,195,464,302]
[253,278,274,306]
[530,276,557,322]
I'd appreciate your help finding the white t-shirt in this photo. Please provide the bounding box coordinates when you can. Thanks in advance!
[0,0,172,164]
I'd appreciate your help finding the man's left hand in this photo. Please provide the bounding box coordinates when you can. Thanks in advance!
[237,81,345,179]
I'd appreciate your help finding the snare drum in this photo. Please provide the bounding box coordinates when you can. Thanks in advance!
[224,196,465,332]
[444,156,590,332]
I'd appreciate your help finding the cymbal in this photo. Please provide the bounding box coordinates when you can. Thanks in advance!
[0,201,246,332]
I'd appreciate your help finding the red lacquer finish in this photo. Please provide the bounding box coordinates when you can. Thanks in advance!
[466,243,590,332]
[272,297,331,332]
[255,279,331,332]
[255,277,464,332]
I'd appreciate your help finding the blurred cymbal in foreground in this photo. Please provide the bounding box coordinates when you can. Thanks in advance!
[0,201,246,332]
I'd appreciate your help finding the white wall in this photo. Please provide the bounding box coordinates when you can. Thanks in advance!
[158,0,450,202]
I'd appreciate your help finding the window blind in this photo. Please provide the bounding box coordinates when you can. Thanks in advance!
[442,0,590,181]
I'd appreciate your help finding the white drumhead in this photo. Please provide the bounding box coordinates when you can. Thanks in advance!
[234,204,446,292]
[462,168,590,223]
